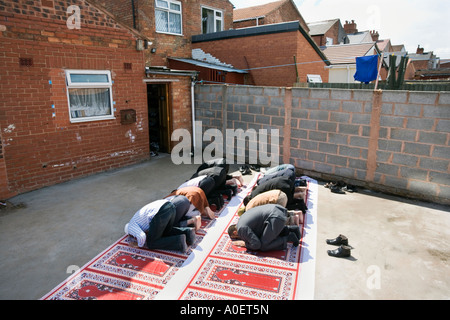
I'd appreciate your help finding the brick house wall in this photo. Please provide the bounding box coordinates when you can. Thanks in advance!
[92,0,234,67]
[262,0,309,31]
[311,20,342,47]
[0,0,149,198]
[233,0,309,32]
[91,0,235,148]
[192,24,329,87]
[195,84,450,205]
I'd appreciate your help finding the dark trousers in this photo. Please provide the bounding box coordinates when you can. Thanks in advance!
[169,195,191,227]
[260,216,288,251]
[198,176,216,196]
[146,202,191,251]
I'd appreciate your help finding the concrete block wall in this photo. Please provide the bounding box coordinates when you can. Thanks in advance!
[289,88,373,183]
[195,84,450,205]
[375,91,450,202]
[194,85,286,164]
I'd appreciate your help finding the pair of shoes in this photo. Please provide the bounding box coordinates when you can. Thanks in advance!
[249,164,260,172]
[326,234,348,246]
[239,165,252,175]
[325,181,358,194]
[330,185,345,194]
[327,245,352,258]
[326,234,352,258]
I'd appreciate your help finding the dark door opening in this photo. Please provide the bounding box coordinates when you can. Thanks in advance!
[147,83,171,154]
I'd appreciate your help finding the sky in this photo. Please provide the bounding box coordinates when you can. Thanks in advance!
[230,0,450,59]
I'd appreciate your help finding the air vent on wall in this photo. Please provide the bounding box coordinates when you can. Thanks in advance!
[19,58,33,67]
[41,0,54,8]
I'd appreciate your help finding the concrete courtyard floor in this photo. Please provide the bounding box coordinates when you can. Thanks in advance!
[0,154,449,300]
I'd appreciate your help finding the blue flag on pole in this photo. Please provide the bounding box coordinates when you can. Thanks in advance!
[354,55,379,83]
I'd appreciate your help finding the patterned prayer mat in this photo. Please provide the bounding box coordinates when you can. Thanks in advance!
[41,175,318,300]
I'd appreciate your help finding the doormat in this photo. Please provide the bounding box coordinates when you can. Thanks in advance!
[41,175,318,300]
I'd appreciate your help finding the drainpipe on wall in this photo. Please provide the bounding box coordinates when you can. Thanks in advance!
[191,77,197,157]
[131,0,137,30]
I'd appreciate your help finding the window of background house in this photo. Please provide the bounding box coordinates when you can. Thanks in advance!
[202,7,223,34]
[156,0,182,35]
[65,70,115,123]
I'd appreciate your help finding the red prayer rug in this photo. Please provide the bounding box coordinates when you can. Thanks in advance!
[41,175,318,300]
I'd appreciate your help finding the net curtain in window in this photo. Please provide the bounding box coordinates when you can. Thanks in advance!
[68,88,111,118]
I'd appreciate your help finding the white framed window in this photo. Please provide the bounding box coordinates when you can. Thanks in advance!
[155,0,182,35]
[65,70,115,123]
[202,6,223,34]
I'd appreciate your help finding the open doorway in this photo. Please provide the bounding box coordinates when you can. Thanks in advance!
[147,83,171,154]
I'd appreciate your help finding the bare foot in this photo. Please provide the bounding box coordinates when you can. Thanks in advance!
[193,216,201,231]
[204,207,216,220]
[293,214,300,226]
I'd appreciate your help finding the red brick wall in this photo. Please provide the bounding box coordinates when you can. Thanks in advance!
[311,21,341,47]
[263,1,309,32]
[324,21,341,45]
[0,0,149,198]
[193,31,328,87]
[233,0,309,32]
[93,0,234,67]
[92,0,137,30]
[293,32,330,84]
[170,77,194,149]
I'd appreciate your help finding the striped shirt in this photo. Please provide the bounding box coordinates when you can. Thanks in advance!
[124,199,169,248]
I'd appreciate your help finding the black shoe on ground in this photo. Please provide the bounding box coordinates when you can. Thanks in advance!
[330,185,345,194]
[326,234,348,246]
[239,165,251,175]
[327,245,351,258]
[342,184,357,193]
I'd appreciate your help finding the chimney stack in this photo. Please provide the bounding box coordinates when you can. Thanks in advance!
[344,20,358,34]
[370,30,379,41]
[416,45,424,54]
